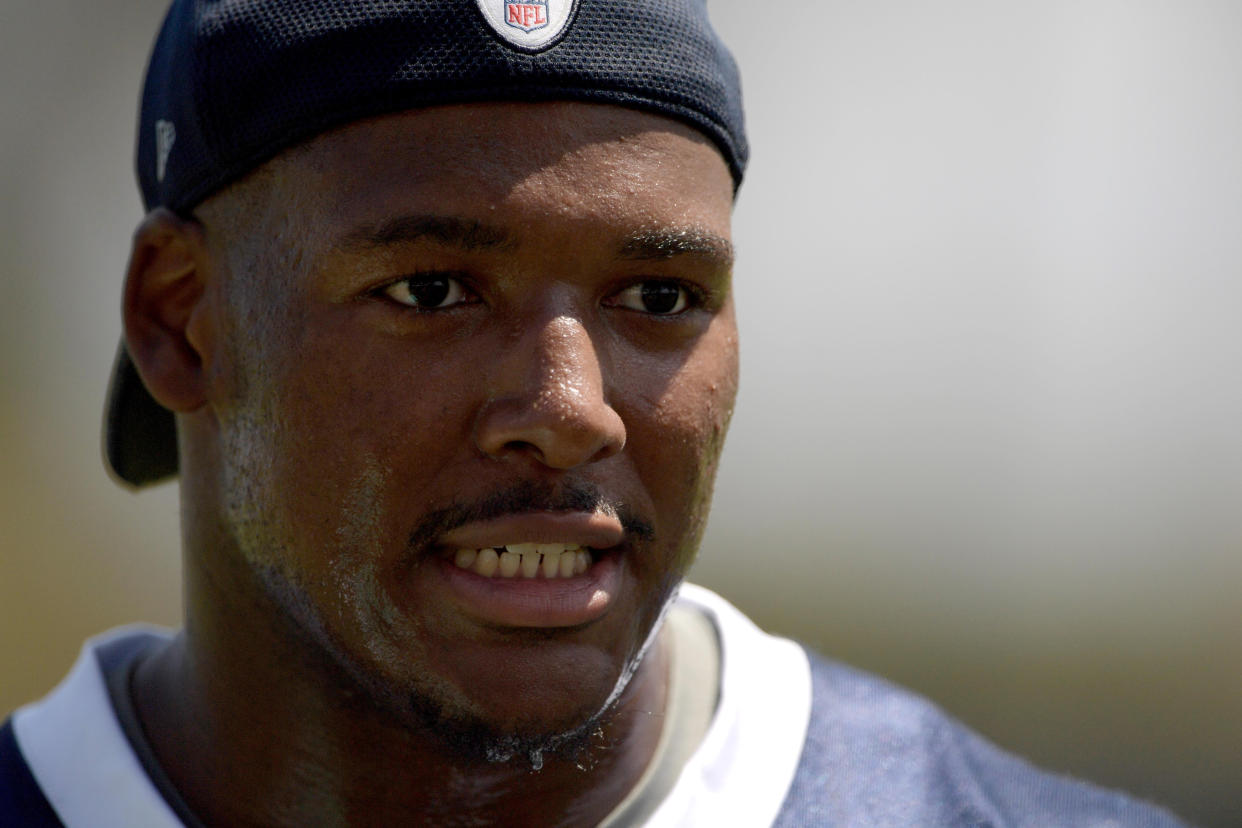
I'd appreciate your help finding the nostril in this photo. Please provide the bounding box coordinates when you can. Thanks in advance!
[588,426,625,462]
[501,439,545,462]
[473,317,626,469]
[474,398,625,470]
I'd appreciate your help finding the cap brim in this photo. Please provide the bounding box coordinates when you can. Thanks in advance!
[103,342,178,487]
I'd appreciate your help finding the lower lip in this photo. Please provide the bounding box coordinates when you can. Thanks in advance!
[436,551,623,629]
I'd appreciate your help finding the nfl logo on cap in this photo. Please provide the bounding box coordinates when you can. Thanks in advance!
[476,0,575,51]
[506,0,547,31]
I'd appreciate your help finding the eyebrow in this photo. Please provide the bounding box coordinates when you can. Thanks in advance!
[619,228,734,268]
[338,213,733,268]
[340,214,515,252]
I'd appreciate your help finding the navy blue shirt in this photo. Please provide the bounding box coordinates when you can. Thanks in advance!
[2,631,1190,827]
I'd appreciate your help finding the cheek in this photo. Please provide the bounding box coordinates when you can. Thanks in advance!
[657,317,739,462]
[283,322,473,462]
[229,324,472,560]
[626,321,739,540]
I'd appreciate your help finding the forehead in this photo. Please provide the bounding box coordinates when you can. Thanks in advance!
[262,101,734,242]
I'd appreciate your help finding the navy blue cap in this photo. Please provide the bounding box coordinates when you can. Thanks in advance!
[108,0,747,487]
[136,0,746,214]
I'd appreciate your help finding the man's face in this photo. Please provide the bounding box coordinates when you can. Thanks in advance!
[197,102,737,752]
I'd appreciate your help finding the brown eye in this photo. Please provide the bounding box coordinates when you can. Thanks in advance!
[383,275,473,309]
[612,281,691,315]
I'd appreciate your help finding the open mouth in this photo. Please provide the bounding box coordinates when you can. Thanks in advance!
[437,519,623,626]
[451,543,596,579]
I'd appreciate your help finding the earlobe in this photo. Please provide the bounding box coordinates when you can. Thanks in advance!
[122,208,214,413]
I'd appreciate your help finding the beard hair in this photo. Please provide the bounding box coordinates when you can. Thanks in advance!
[235,474,663,773]
[404,685,618,772]
[402,478,654,561]
[384,478,659,771]
[246,559,630,773]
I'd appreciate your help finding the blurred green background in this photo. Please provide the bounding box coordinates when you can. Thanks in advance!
[2,2,1239,826]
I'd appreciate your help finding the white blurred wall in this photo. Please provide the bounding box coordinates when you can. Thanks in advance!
[2,2,1238,824]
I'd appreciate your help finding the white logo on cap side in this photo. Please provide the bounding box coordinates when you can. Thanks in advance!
[476,0,576,51]
[155,120,176,183]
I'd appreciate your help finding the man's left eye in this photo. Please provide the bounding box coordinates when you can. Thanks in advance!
[609,281,693,315]
[382,274,475,309]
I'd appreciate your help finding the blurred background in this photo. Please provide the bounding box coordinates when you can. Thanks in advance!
[2,1,1239,825]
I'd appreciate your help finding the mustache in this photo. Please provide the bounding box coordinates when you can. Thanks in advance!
[406,479,653,554]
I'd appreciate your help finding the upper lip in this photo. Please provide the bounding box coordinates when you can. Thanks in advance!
[438,510,626,551]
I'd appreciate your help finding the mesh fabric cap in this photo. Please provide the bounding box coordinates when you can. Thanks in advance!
[137,0,746,214]
[108,0,747,487]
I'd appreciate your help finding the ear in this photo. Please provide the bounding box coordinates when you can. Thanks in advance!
[122,208,214,413]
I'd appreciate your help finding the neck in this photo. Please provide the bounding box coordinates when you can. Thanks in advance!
[131,539,670,828]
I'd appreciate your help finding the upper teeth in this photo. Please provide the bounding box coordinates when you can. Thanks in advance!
[453,543,591,579]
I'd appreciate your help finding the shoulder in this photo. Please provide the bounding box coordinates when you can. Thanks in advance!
[5,627,181,828]
[775,649,1190,827]
[675,586,1188,827]
[0,716,62,826]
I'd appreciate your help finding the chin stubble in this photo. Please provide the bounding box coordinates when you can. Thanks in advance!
[220,387,669,771]
[402,587,674,774]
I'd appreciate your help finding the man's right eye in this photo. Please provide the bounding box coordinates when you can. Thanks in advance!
[381,274,476,309]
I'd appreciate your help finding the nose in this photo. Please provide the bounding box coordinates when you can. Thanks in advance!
[474,315,626,469]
